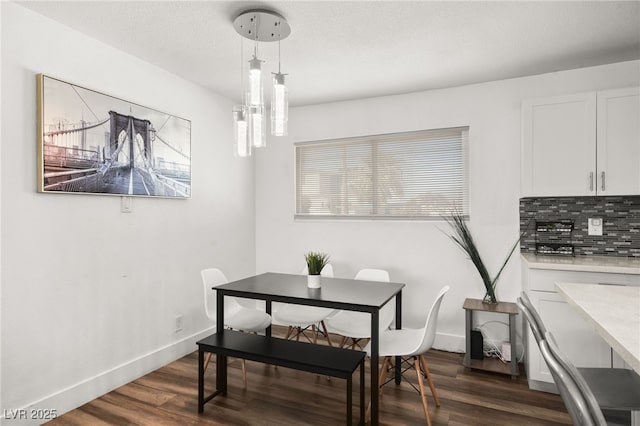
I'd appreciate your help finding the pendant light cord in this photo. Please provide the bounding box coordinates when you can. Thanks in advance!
[253,13,259,59]
[278,39,281,73]
[240,36,244,102]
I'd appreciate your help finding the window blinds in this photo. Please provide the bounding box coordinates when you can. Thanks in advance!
[295,127,469,219]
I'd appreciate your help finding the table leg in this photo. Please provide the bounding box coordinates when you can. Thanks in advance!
[371,310,380,426]
[395,291,402,385]
[216,291,227,395]
[509,312,518,379]
[266,300,272,337]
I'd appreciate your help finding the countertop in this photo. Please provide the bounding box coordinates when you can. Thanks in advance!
[556,282,640,374]
[521,253,640,275]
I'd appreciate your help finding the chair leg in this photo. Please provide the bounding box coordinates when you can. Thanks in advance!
[311,324,318,344]
[419,354,440,407]
[241,359,247,387]
[203,352,212,372]
[339,335,348,348]
[379,357,392,399]
[320,321,333,346]
[414,356,432,426]
[284,325,293,340]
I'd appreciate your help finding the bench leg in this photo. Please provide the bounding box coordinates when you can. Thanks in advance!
[360,359,365,425]
[216,354,227,396]
[347,375,352,426]
[198,349,204,413]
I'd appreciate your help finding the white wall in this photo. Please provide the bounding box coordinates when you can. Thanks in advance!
[1,3,255,421]
[2,2,639,419]
[255,60,640,352]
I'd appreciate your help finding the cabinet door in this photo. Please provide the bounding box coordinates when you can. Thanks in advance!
[526,290,611,385]
[597,87,640,195]
[522,93,597,197]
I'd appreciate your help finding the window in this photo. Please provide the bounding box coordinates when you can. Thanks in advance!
[295,127,468,219]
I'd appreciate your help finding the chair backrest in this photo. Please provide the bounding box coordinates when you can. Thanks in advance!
[412,285,450,356]
[355,269,393,329]
[538,337,598,426]
[201,268,242,321]
[544,331,608,426]
[516,292,546,344]
[301,263,334,277]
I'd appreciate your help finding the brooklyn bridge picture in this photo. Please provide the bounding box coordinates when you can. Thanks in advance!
[37,74,191,198]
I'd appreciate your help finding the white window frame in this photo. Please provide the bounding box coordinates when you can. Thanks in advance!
[294,127,469,220]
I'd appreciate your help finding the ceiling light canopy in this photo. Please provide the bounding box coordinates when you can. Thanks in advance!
[232,9,290,157]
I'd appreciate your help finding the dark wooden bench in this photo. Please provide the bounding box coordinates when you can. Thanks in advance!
[197,330,366,425]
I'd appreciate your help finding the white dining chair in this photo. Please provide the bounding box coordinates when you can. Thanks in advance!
[272,264,335,345]
[326,268,393,349]
[364,285,449,426]
[201,268,272,383]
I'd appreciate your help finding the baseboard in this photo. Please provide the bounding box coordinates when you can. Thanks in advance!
[433,332,465,353]
[2,327,215,425]
[527,378,559,394]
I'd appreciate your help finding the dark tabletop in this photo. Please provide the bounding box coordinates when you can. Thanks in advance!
[215,272,405,312]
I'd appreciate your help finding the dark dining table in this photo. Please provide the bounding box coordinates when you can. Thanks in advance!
[214,272,405,426]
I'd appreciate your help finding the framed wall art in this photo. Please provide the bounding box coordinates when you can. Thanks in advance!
[37,74,191,198]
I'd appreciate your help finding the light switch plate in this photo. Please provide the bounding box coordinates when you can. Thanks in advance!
[588,218,603,236]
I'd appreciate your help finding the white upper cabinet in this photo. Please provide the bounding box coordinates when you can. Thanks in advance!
[521,87,639,197]
[596,87,640,195]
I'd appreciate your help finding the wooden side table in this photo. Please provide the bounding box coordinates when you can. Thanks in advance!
[463,298,519,379]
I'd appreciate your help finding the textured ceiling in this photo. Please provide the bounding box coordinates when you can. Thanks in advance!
[18,1,640,106]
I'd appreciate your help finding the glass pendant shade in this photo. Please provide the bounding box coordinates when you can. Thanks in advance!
[247,56,263,107]
[232,9,291,156]
[271,73,288,136]
[233,105,250,157]
[248,105,266,148]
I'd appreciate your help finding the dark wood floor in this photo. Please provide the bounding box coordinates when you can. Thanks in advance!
[47,327,570,425]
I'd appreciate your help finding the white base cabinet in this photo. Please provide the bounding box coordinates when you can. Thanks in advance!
[522,266,638,391]
[526,290,610,386]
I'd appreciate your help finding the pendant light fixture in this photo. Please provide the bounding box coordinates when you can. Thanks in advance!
[232,105,249,157]
[271,40,288,136]
[233,9,290,154]
[233,37,250,157]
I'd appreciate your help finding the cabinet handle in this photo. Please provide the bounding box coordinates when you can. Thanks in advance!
[601,171,606,191]
[589,172,594,192]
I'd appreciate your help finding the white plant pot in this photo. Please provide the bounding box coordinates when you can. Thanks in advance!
[307,274,321,288]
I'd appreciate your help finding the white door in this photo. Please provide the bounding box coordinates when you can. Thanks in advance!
[522,92,597,197]
[597,86,640,195]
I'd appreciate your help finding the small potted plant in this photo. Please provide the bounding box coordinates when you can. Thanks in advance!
[305,251,329,288]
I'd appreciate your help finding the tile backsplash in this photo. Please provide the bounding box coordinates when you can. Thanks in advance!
[519,196,640,258]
